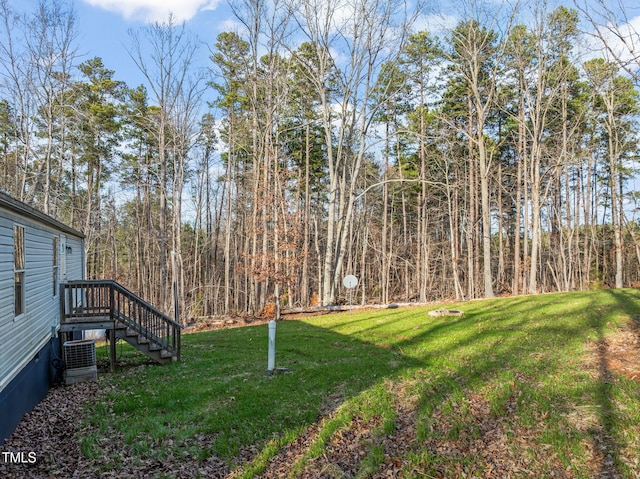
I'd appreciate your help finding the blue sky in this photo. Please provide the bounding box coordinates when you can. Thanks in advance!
[9,0,236,89]
[6,0,640,93]
[74,0,233,88]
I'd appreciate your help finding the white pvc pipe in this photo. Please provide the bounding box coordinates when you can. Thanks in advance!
[267,320,276,373]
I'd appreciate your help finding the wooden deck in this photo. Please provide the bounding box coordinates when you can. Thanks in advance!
[60,280,182,369]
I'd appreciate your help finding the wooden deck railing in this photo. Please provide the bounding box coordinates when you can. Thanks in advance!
[61,280,182,360]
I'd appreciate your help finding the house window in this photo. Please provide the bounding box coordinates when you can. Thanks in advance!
[53,236,58,296]
[14,225,25,317]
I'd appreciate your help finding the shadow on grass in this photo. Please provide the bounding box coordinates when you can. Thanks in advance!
[340,290,640,477]
[586,289,640,479]
[86,318,423,463]
[84,289,640,477]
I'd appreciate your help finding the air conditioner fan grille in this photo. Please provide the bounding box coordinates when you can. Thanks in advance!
[63,339,96,369]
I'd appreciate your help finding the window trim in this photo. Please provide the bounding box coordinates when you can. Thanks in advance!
[14,224,25,319]
[53,235,59,297]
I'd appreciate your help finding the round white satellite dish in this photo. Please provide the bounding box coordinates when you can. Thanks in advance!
[343,275,358,289]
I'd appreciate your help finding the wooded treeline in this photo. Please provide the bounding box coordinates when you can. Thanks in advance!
[1,0,640,321]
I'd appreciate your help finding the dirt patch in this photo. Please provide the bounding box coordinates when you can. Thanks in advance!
[184,310,333,334]
[581,316,640,479]
[184,314,269,333]
[299,414,384,478]
[245,422,323,479]
[596,318,640,382]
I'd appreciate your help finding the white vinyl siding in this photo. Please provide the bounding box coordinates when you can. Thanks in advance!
[64,236,83,281]
[0,207,83,393]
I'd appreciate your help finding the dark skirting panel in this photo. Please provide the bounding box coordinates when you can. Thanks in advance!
[0,338,61,445]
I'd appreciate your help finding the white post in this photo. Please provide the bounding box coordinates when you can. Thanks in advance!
[267,320,276,374]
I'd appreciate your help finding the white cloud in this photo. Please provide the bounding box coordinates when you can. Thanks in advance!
[412,13,458,34]
[82,0,222,23]
[217,18,243,33]
[585,15,640,67]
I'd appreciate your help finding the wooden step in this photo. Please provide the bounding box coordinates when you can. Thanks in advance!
[114,329,177,365]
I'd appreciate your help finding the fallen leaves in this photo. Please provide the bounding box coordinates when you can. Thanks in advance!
[590,319,640,382]
[0,381,99,479]
[0,381,231,479]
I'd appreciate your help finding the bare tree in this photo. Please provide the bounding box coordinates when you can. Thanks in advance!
[293,0,418,305]
[128,15,204,319]
[0,0,78,210]
[578,0,640,85]
[441,0,519,298]
[584,58,639,289]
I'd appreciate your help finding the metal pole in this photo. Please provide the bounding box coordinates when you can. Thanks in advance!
[267,320,276,374]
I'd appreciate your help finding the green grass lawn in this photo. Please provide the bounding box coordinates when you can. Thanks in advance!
[84,289,640,478]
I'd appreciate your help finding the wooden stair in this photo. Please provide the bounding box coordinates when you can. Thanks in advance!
[61,280,182,366]
[115,326,177,364]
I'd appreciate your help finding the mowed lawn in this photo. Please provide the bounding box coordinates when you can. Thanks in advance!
[83,289,640,478]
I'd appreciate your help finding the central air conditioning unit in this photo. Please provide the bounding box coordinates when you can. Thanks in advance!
[63,339,97,385]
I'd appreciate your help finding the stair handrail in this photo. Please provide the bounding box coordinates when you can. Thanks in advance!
[62,280,182,360]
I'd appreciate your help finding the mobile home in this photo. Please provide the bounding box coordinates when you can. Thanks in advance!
[0,192,84,444]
